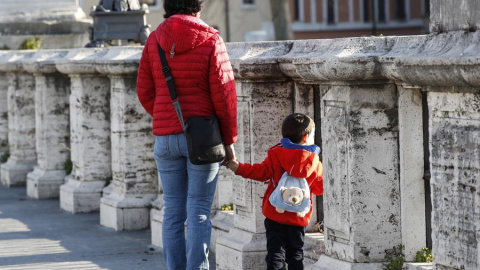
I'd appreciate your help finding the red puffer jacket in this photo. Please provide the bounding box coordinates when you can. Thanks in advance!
[137,14,237,145]
[235,143,323,227]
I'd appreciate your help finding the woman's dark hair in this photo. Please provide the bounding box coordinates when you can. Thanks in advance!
[163,0,206,19]
[281,113,315,144]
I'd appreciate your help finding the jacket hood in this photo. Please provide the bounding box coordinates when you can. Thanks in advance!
[155,14,219,55]
[272,141,321,179]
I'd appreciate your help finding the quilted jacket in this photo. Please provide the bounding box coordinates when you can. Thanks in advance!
[235,142,323,227]
[137,14,238,145]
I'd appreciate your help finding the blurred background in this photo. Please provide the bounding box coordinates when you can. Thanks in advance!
[80,0,430,42]
[0,0,430,50]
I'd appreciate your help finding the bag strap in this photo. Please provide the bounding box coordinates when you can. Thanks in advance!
[271,166,296,188]
[157,42,187,132]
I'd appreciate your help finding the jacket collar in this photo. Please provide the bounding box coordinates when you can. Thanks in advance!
[280,138,321,155]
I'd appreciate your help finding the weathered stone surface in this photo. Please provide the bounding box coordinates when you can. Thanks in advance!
[23,50,71,199]
[150,195,165,248]
[217,79,321,269]
[56,49,108,75]
[99,74,157,230]
[216,228,267,270]
[308,255,384,270]
[279,37,389,82]
[404,262,434,270]
[0,51,36,187]
[56,67,109,212]
[319,82,401,266]
[227,41,292,80]
[0,72,8,160]
[428,90,480,270]
[430,0,480,33]
[56,49,112,213]
[398,85,426,261]
[380,32,480,87]
[0,13,479,268]
[95,47,157,230]
[59,74,111,213]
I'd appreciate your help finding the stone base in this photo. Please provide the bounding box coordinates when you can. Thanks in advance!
[150,198,232,254]
[404,262,433,270]
[304,233,325,267]
[26,167,66,199]
[210,211,234,254]
[150,206,164,248]
[0,159,36,187]
[100,193,157,231]
[216,228,267,270]
[59,177,105,213]
[306,255,384,270]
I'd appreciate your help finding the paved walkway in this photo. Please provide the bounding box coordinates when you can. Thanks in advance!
[0,185,167,270]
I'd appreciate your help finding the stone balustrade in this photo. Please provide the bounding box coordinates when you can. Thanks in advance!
[0,2,479,269]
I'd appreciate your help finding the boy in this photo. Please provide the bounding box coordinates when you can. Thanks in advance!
[226,113,323,270]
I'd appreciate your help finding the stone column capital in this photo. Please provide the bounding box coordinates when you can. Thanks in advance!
[95,47,142,76]
[22,50,69,75]
[0,51,35,73]
[379,32,480,87]
[56,48,108,75]
[226,41,293,81]
[278,37,389,82]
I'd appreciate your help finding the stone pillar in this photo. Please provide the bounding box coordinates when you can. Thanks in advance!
[309,82,401,269]
[397,84,426,261]
[277,37,403,269]
[428,90,480,270]
[0,52,37,187]
[216,41,294,270]
[22,50,71,199]
[0,57,8,163]
[56,49,111,213]
[0,0,91,49]
[430,0,480,33]
[96,47,157,231]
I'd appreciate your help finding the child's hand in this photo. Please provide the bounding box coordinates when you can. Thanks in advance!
[226,160,239,173]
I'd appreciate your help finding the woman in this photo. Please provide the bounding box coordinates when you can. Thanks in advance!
[136,0,237,269]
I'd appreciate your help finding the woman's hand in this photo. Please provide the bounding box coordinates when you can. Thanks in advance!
[222,144,236,166]
[226,160,239,173]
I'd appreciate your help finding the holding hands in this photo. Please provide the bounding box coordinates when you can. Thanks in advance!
[226,159,239,173]
[222,144,239,172]
[221,144,239,172]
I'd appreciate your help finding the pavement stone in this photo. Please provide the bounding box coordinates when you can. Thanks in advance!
[0,185,213,270]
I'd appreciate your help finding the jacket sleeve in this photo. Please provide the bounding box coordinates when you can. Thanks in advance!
[137,41,155,116]
[209,35,237,145]
[235,154,273,182]
[309,160,324,196]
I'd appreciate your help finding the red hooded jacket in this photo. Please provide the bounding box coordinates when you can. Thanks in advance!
[235,142,324,227]
[137,15,237,145]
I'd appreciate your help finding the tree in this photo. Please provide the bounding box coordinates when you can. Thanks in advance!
[270,0,294,40]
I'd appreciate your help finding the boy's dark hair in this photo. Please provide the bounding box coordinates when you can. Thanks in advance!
[282,113,315,144]
[163,0,206,19]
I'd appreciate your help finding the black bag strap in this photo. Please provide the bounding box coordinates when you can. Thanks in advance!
[157,42,187,132]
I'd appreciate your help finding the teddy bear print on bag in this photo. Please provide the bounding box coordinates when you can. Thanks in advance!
[269,171,311,217]
[274,186,308,217]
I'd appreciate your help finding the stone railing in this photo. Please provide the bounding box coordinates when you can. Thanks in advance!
[1,16,479,270]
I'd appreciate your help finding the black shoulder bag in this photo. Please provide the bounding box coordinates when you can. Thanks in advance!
[157,43,225,165]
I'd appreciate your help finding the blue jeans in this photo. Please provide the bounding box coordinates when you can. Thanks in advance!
[154,134,219,270]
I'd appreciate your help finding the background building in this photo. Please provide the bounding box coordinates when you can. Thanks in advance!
[290,0,430,39]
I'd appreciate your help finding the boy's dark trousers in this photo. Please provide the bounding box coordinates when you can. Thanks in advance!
[264,218,305,270]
